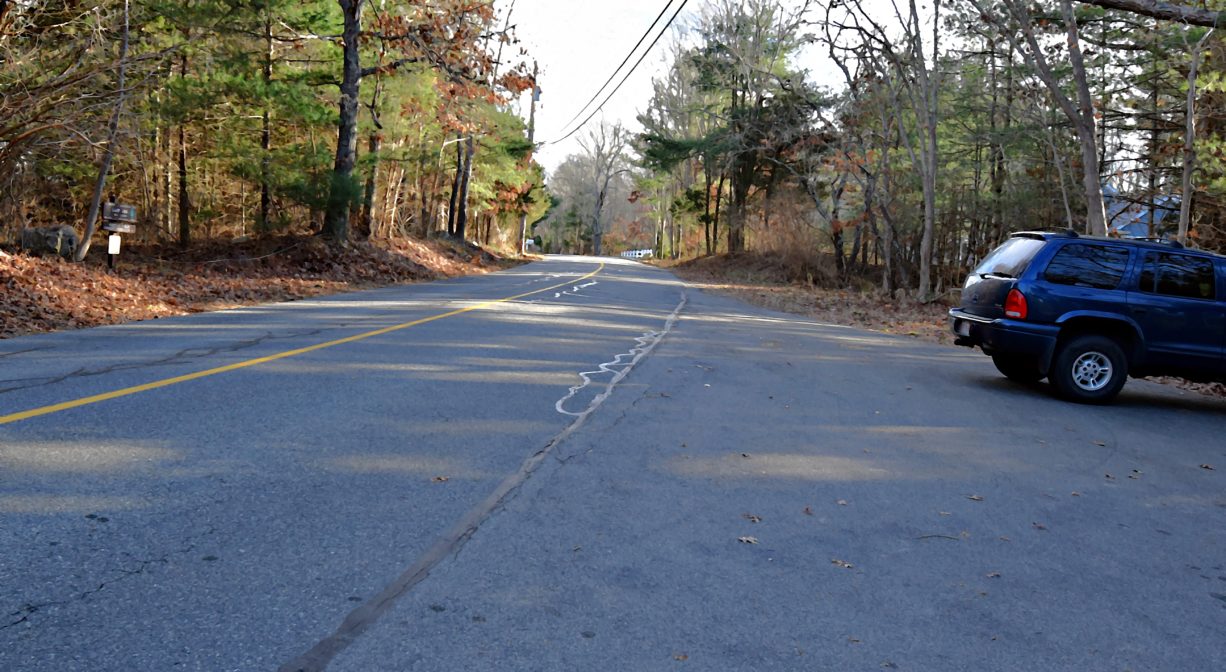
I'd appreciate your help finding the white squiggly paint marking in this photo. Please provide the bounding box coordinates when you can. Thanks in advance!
[521,279,605,307]
[555,292,687,418]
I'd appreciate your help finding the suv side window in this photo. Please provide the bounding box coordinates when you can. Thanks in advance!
[1043,243,1130,290]
[1140,252,1216,300]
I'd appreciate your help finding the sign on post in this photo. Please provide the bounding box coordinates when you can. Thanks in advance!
[102,204,137,234]
[103,203,137,223]
[101,203,137,270]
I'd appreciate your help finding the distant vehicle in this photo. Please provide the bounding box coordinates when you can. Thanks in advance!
[950,230,1226,403]
[620,249,653,260]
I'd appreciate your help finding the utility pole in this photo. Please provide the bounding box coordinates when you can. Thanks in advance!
[518,61,538,255]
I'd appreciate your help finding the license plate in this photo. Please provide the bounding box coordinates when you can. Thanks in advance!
[956,320,971,338]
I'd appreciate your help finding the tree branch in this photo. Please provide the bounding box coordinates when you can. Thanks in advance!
[1078,0,1225,27]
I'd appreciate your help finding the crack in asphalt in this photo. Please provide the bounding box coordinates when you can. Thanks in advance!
[2,528,214,631]
[0,329,325,396]
[278,290,689,672]
[0,346,53,360]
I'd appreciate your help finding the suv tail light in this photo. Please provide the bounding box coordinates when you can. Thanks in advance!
[1005,288,1028,319]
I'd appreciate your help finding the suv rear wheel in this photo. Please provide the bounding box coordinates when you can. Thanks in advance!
[1049,334,1128,403]
[992,354,1044,383]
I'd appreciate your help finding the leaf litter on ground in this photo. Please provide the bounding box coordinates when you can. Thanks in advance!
[1,235,514,339]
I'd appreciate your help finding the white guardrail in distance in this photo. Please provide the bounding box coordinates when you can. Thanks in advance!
[619,249,654,260]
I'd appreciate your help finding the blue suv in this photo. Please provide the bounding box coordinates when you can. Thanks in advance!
[950,231,1226,403]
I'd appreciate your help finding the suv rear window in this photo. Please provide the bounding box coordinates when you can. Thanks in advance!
[1139,252,1216,300]
[973,237,1045,278]
[1043,243,1130,290]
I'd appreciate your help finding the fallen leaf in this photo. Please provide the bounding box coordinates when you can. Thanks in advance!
[738,536,759,545]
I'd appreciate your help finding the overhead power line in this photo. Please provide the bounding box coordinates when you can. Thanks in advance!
[554,0,677,135]
[547,0,690,146]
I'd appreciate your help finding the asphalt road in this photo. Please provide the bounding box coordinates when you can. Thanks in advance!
[2,256,1224,671]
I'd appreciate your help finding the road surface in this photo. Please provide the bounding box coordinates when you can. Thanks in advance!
[2,256,1224,671]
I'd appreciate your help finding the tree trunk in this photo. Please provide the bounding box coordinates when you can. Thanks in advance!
[517,64,538,254]
[75,0,131,261]
[916,0,941,298]
[359,131,379,239]
[1079,0,1226,27]
[1064,0,1107,235]
[446,133,462,235]
[260,6,273,232]
[591,184,607,257]
[702,171,713,256]
[728,156,753,254]
[456,134,475,241]
[323,0,364,243]
[177,120,190,248]
[1179,30,1212,244]
[979,0,1106,236]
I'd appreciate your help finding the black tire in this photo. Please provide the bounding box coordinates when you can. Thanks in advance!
[1049,334,1128,403]
[992,353,1045,384]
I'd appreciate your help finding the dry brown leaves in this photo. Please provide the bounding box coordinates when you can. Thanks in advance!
[1,236,513,339]
[668,254,954,345]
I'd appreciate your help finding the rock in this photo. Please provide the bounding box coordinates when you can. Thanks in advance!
[20,225,79,259]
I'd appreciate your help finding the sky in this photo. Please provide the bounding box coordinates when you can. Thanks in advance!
[510,1,867,175]
[512,0,688,174]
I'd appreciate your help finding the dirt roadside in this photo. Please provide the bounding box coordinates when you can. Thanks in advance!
[668,255,955,345]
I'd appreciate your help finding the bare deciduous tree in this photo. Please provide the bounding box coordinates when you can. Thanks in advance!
[969,0,1108,236]
[578,122,631,257]
[830,0,943,296]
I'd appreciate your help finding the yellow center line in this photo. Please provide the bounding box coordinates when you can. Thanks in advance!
[0,264,605,427]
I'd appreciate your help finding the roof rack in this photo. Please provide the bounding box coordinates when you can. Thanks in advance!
[1012,228,1079,239]
[1132,237,1184,249]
